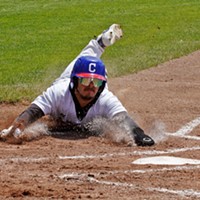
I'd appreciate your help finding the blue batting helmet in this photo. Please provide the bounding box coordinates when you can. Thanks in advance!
[71,56,107,81]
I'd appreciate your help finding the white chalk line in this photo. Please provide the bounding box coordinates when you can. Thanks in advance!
[59,146,200,159]
[1,145,200,164]
[59,165,200,179]
[59,173,200,198]
[166,116,200,137]
[166,133,200,141]
[0,157,49,164]
[89,177,200,198]
[172,134,200,140]
[148,187,200,199]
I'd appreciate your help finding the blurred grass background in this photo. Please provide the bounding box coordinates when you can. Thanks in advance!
[0,0,200,102]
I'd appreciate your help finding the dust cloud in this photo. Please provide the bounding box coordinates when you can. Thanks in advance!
[19,122,49,141]
[88,117,135,146]
[147,120,169,143]
[16,118,168,146]
[19,117,135,146]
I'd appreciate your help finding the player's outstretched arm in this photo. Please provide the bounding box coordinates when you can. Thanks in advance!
[0,104,44,143]
[112,112,155,146]
[54,24,123,84]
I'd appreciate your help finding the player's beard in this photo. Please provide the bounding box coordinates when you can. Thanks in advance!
[76,87,96,100]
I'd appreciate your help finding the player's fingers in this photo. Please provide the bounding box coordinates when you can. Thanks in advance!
[0,126,22,144]
[0,126,14,138]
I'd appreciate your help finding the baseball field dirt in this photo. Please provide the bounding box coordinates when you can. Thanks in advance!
[0,50,200,199]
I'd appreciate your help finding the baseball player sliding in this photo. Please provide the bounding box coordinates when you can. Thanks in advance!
[0,24,155,146]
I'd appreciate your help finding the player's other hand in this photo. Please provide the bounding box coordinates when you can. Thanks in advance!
[133,127,155,146]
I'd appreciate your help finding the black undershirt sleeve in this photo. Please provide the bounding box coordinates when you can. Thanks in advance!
[112,111,139,130]
[14,103,44,127]
[112,112,155,146]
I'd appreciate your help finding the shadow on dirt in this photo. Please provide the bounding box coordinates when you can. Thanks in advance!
[46,118,102,140]
[49,130,99,140]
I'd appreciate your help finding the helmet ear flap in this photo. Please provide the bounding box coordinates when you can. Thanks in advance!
[71,77,78,89]
[97,81,106,94]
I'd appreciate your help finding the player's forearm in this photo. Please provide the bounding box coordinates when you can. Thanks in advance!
[13,104,44,130]
[0,104,45,143]
[112,111,139,130]
[112,112,155,146]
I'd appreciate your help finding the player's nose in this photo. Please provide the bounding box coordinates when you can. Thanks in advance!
[88,81,95,87]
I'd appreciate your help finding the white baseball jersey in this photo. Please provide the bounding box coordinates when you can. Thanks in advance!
[32,38,125,124]
[32,79,127,125]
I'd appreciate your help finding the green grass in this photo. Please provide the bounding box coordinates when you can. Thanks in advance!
[1,0,200,102]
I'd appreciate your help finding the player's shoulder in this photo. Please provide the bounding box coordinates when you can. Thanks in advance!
[51,78,70,89]
[99,88,118,102]
[47,78,70,95]
[101,88,114,96]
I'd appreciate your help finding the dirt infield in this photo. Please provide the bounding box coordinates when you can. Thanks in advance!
[0,51,200,199]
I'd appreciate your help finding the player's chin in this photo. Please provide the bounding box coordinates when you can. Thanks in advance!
[85,90,97,97]
[85,93,96,100]
[80,92,95,100]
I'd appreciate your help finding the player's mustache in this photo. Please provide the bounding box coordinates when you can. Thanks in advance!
[84,86,95,92]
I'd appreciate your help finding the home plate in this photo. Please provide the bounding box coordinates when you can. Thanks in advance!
[132,156,200,165]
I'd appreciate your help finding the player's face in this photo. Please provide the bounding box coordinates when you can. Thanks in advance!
[76,78,102,101]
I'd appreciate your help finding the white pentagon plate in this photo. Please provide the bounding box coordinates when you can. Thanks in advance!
[132,156,200,165]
